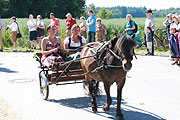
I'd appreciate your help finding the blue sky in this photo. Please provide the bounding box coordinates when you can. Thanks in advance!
[86,0,180,10]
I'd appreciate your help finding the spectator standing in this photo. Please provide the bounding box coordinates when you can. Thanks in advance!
[80,16,87,39]
[65,13,77,37]
[27,14,37,49]
[37,15,45,49]
[0,17,3,52]
[7,16,18,52]
[163,13,173,41]
[169,14,180,65]
[96,18,107,42]
[144,10,155,55]
[50,12,60,36]
[125,14,135,36]
[86,10,96,43]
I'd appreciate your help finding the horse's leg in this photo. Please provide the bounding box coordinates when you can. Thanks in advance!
[103,82,112,111]
[92,80,100,96]
[86,76,97,112]
[116,78,125,119]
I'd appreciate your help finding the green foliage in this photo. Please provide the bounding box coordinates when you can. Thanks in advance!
[88,3,96,14]
[96,8,113,19]
[0,0,86,18]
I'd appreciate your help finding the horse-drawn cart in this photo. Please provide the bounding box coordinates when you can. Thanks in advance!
[35,53,88,100]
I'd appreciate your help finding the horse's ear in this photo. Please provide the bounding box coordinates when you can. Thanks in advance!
[115,33,118,37]
[131,34,135,39]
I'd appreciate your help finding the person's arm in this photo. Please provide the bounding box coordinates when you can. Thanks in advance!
[57,19,60,27]
[27,21,32,29]
[66,19,71,30]
[39,21,45,29]
[58,37,63,49]
[74,19,77,24]
[81,37,86,46]
[64,37,70,51]
[103,25,107,35]
[163,20,167,28]
[150,18,155,31]
[125,21,135,31]
[41,38,58,56]
[86,17,94,26]
[0,25,3,31]
[0,20,3,31]
[125,26,135,31]
[87,20,94,26]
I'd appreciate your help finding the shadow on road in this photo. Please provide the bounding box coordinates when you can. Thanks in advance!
[48,95,165,120]
[0,67,18,73]
[8,78,37,83]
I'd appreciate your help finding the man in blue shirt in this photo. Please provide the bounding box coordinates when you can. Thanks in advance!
[86,10,96,43]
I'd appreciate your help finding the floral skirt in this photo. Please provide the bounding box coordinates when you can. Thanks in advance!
[41,54,63,68]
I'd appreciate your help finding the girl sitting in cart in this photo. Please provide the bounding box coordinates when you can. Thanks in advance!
[41,24,65,67]
[64,24,86,60]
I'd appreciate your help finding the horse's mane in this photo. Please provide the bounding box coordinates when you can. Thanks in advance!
[109,34,136,52]
[121,34,136,51]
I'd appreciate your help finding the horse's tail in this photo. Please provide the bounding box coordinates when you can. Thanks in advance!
[91,80,102,97]
[83,80,102,97]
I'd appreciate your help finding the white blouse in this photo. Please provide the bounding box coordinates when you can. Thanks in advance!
[27,20,36,31]
[8,22,18,32]
[64,36,86,47]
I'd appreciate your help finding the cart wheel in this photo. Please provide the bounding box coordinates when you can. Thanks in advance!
[39,72,49,100]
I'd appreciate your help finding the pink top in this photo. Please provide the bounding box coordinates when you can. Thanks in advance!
[41,37,63,66]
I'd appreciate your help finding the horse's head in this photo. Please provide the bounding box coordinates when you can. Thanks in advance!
[113,34,136,71]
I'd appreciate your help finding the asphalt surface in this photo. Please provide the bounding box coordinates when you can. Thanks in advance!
[0,52,180,120]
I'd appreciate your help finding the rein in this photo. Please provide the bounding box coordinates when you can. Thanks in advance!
[55,36,136,80]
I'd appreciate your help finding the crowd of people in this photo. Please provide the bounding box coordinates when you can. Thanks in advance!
[163,13,180,65]
[0,9,180,66]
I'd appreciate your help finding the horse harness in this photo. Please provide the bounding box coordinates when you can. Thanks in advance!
[55,36,137,78]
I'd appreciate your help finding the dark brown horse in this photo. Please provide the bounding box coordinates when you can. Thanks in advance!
[80,34,136,119]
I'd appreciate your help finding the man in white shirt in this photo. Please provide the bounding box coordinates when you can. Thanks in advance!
[144,10,155,55]
[0,17,3,52]
[7,16,18,52]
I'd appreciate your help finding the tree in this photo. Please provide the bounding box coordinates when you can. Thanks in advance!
[0,0,9,17]
[1,0,86,18]
[106,10,113,19]
[88,3,96,14]
[97,8,113,19]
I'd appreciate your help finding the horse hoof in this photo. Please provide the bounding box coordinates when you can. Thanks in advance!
[116,115,124,120]
[92,107,97,112]
[103,105,110,111]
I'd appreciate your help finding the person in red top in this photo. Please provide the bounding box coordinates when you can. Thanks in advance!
[65,13,76,37]
[50,12,60,36]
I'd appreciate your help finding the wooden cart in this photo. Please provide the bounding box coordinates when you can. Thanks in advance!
[35,53,86,100]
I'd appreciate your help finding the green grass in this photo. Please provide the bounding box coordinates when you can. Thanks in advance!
[1,17,169,55]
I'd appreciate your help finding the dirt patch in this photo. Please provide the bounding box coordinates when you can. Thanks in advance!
[0,97,17,120]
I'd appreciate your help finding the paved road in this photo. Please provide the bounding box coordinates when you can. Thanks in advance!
[0,52,180,120]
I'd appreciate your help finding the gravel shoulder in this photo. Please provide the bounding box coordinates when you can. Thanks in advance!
[0,97,17,120]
